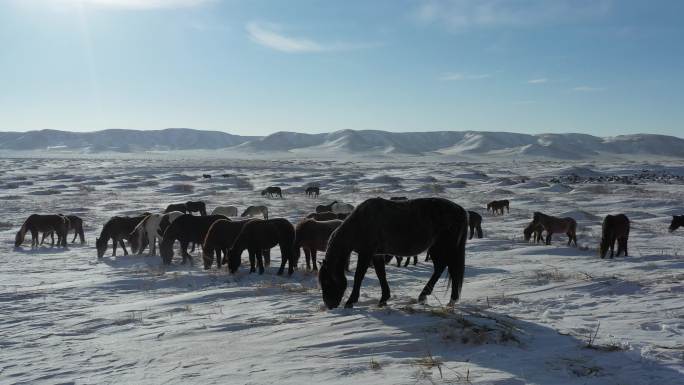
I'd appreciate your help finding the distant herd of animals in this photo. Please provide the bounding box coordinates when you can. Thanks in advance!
[12,186,684,309]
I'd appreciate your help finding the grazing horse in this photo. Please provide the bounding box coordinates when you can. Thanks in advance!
[41,215,85,245]
[487,200,509,215]
[96,215,148,258]
[15,214,69,248]
[186,201,207,216]
[241,205,268,220]
[331,202,354,214]
[211,206,238,217]
[600,214,630,259]
[532,212,577,246]
[131,211,184,255]
[201,219,253,269]
[261,186,283,199]
[523,221,545,243]
[305,212,348,221]
[468,211,483,239]
[315,201,337,213]
[159,214,227,265]
[227,218,296,275]
[294,219,342,271]
[305,186,320,197]
[669,215,684,232]
[319,197,468,309]
[164,203,188,214]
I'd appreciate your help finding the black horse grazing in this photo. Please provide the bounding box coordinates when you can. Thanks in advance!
[261,186,283,199]
[41,214,86,245]
[227,218,296,275]
[305,211,348,221]
[305,186,320,197]
[165,203,188,214]
[15,214,69,248]
[670,215,684,232]
[600,214,630,259]
[186,201,207,216]
[468,211,483,239]
[159,214,227,265]
[201,219,254,269]
[319,197,468,309]
[96,215,148,258]
[315,201,338,213]
[523,221,545,243]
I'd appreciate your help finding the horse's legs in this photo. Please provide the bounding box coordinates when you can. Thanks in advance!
[344,253,370,309]
[477,225,483,239]
[396,256,401,267]
[418,255,446,304]
[277,248,287,276]
[304,248,311,270]
[180,241,191,264]
[256,249,265,275]
[469,225,474,240]
[622,237,628,257]
[112,239,118,256]
[372,256,391,307]
[413,255,418,265]
[311,249,318,271]
[403,256,410,267]
[248,250,256,273]
[50,232,55,246]
[40,232,48,245]
[120,240,129,256]
[263,248,271,267]
[545,232,553,245]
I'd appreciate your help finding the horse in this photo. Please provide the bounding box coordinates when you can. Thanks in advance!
[331,202,354,214]
[523,221,545,243]
[532,212,577,246]
[211,206,238,217]
[669,215,684,232]
[261,186,283,199]
[227,218,296,275]
[131,211,184,256]
[159,214,227,265]
[15,214,69,248]
[96,215,148,258]
[40,214,85,245]
[186,201,207,216]
[305,186,320,197]
[305,212,348,221]
[319,197,468,309]
[294,219,342,271]
[201,219,253,269]
[202,174,212,179]
[600,214,630,259]
[164,203,188,214]
[468,211,483,239]
[241,205,268,220]
[487,200,509,215]
[315,201,337,213]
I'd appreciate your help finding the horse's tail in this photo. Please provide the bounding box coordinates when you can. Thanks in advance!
[131,214,152,254]
[445,209,468,304]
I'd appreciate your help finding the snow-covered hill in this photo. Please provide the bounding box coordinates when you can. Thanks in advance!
[1,128,683,159]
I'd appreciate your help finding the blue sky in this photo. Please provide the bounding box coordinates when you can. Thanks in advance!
[0,0,682,137]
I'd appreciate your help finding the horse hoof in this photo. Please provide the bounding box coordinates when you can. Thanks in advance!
[378,300,387,307]
[446,300,456,308]
[344,302,354,309]
[417,295,427,304]
[277,269,284,276]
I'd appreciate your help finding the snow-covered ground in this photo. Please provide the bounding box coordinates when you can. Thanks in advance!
[1,156,683,384]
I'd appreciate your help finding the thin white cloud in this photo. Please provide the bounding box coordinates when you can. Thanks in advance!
[528,78,548,84]
[572,85,605,92]
[440,72,492,81]
[55,0,213,9]
[415,0,611,30]
[246,22,377,53]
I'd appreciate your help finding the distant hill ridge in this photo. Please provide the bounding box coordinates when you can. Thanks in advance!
[0,128,682,159]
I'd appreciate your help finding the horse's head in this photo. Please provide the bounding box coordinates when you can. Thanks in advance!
[261,189,268,196]
[14,230,24,247]
[227,248,242,273]
[159,239,174,265]
[523,226,532,241]
[599,236,609,258]
[96,237,108,259]
[318,258,347,309]
[202,245,214,270]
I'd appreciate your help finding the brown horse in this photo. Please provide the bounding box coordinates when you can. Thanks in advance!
[305,186,320,197]
[41,215,85,245]
[468,211,483,239]
[487,200,509,215]
[600,214,630,259]
[319,197,468,309]
[186,201,207,216]
[315,201,337,213]
[305,211,348,221]
[523,221,545,243]
[669,215,684,232]
[96,215,148,258]
[532,212,577,246]
[261,186,283,198]
[227,218,296,275]
[294,219,342,271]
[201,219,253,269]
[15,214,69,248]
[159,214,227,265]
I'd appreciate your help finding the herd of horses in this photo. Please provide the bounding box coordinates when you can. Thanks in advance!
[12,194,684,309]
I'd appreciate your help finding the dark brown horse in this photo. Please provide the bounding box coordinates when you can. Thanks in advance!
[315,201,337,213]
[487,200,509,215]
[96,215,148,258]
[468,211,483,239]
[523,221,545,243]
[41,215,85,245]
[600,214,630,259]
[164,203,188,214]
[305,211,348,221]
[15,214,69,248]
[186,201,207,216]
[669,215,684,232]
[294,219,342,271]
[532,212,577,246]
[261,186,283,198]
[159,214,227,265]
[319,197,468,309]
[305,186,320,197]
[201,219,253,269]
[227,218,296,275]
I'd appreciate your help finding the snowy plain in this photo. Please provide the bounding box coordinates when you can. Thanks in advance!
[1,155,683,385]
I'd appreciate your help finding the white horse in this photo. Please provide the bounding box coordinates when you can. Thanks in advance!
[132,211,184,255]
[211,206,238,217]
[241,205,268,219]
[331,202,354,214]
